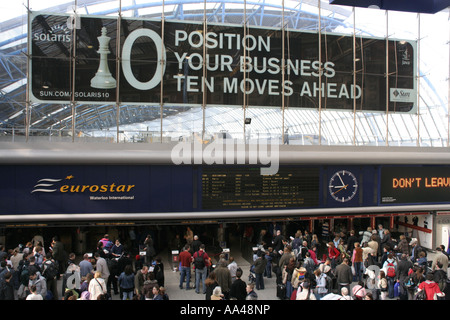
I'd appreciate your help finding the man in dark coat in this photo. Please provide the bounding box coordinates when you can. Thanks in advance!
[0,272,14,300]
[50,236,67,278]
[397,253,413,300]
[144,234,156,265]
[335,258,353,293]
[230,268,247,300]
[253,251,268,291]
[191,235,202,254]
[214,259,232,300]
[272,230,285,256]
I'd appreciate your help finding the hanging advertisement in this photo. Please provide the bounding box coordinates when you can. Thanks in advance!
[29,12,417,113]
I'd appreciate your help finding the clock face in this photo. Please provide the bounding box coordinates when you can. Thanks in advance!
[328,170,358,203]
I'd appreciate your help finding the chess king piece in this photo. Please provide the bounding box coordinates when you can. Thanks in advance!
[91,27,117,89]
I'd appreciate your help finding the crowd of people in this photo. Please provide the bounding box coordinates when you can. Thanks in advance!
[176,233,260,300]
[0,233,168,300]
[170,222,450,301]
[244,223,449,300]
[0,223,449,301]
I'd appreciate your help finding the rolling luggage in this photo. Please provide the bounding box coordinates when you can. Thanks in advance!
[277,283,286,299]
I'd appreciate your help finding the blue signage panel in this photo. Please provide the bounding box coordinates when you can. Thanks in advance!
[2,164,449,216]
[0,165,194,215]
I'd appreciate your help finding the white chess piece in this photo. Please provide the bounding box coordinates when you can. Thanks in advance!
[91,27,116,89]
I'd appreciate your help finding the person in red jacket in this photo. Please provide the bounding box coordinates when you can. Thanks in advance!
[327,242,340,270]
[418,273,443,300]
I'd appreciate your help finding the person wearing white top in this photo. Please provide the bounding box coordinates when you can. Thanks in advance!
[26,285,43,300]
[88,271,107,300]
[340,287,353,300]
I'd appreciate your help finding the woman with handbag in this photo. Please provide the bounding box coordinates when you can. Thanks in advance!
[379,270,388,300]
[406,266,425,300]
[88,271,107,300]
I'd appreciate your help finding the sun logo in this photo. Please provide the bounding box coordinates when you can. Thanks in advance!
[33,23,71,43]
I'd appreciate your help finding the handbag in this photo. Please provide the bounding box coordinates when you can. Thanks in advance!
[414,289,426,300]
[435,292,446,300]
[380,278,388,292]
[404,277,415,289]
[95,278,111,300]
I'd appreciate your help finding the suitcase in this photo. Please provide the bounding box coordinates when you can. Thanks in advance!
[277,283,286,299]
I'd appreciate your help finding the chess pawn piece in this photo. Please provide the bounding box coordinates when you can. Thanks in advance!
[90,27,116,89]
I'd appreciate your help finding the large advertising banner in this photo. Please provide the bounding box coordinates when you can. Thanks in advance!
[30,12,417,113]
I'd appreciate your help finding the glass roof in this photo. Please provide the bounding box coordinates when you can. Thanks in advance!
[0,0,448,146]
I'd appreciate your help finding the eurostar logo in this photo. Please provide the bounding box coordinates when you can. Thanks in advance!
[31,175,135,194]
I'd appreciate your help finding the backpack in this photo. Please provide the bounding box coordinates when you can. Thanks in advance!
[386,261,396,278]
[19,267,29,286]
[325,274,333,291]
[43,261,58,280]
[193,251,205,269]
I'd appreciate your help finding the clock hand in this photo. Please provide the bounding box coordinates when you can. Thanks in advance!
[333,184,348,195]
[337,172,346,187]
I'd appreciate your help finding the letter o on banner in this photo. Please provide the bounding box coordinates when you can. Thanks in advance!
[122,29,166,90]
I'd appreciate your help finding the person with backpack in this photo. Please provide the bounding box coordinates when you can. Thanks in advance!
[42,252,59,300]
[382,253,397,299]
[193,244,210,294]
[26,270,47,299]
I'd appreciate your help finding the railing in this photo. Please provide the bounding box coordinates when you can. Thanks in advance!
[0,127,447,147]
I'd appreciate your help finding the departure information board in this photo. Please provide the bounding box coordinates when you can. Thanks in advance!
[201,166,320,210]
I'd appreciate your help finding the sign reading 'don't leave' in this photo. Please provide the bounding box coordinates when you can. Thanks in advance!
[380,166,450,204]
[29,12,417,113]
